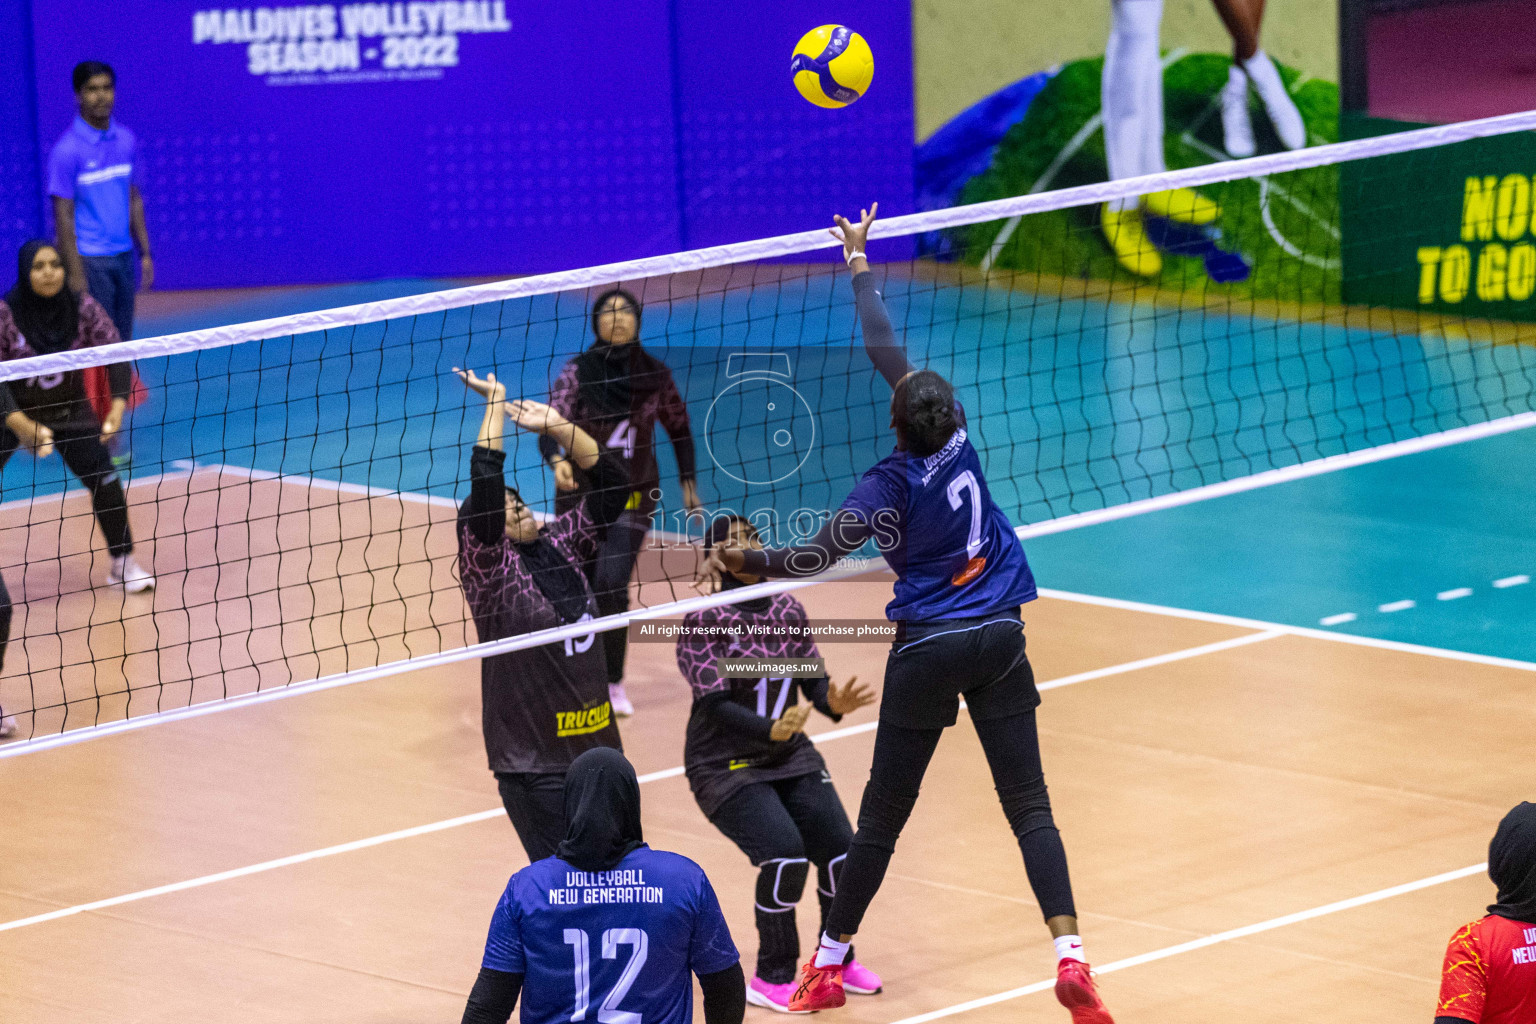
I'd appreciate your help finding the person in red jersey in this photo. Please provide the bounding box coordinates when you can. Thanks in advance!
[1437,802,1536,1024]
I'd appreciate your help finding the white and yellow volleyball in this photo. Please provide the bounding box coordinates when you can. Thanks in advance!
[790,25,874,108]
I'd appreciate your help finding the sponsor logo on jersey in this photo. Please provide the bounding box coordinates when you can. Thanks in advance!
[555,701,612,737]
[951,555,987,586]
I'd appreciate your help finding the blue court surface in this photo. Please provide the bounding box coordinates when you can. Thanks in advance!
[8,270,1534,663]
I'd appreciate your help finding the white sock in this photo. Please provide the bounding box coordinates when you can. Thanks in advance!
[1054,934,1085,963]
[814,932,851,968]
[1102,0,1166,200]
[1240,50,1283,94]
[1241,49,1306,149]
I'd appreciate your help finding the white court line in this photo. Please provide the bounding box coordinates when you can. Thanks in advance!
[1016,411,1536,540]
[1037,629,1284,690]
[1378,599,1416,613]
[885,861,1489,1024]
[1040,588,1536,674]
[171,459,461,508]
[176,460,697,543]
[0,629,1272,933]
[1493,575,1529,589]
[0,466,193,515]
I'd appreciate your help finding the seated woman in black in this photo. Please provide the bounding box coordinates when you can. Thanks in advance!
[454,368,632,863]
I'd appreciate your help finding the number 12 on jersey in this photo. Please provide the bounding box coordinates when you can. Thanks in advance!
[564,927,648,1024]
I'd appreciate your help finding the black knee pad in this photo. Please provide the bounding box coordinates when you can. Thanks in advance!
[755,857,809,913]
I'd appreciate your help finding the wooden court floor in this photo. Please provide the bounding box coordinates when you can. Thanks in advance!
[2,554,1531,1022]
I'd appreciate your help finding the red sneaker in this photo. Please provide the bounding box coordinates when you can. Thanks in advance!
[1055,959,1114,1024]
[788,957,846,1012]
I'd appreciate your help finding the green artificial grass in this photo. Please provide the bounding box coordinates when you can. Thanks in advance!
[954,54,1342,303]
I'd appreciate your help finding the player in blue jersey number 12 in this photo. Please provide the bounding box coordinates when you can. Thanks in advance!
[461,747,746,1024]
[695,204,1116,1024]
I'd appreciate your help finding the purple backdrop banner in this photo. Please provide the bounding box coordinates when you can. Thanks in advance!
[26,1,913,289]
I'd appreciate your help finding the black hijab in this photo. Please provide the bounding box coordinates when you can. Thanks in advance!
[556,747,645,872]
[573,288,643,417]
[6,240,79,354]
[1488,801,1536,922]
[515,532,591,625]
[707,515,770,613]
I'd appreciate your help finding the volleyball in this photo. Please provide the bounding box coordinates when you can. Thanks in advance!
[790,25,874,108]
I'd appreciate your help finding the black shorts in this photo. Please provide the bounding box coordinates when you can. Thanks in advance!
[882,608,1039,729]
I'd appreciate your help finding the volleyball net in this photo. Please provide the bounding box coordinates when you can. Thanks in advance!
[3,110,1535,751]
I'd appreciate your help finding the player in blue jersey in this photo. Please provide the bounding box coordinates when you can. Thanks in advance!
[695,205,1116,1024]
[461,747,746,1024]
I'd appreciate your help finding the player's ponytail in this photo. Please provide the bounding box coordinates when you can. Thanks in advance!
[891,369,957,457]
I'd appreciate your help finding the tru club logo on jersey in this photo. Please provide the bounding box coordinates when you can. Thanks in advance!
[555,701,612,737]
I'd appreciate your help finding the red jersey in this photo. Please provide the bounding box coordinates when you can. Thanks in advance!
[1438,915,1536,1023]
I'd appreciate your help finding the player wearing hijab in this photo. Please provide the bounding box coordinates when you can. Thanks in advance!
[0,240,152,597]
[455,368,631,862]
[1436,802,1536,1024]
[540,288,701,718]
[0,238,152,736]
[461,747,746,1024]
[678,515,881,1011]
[696,206,1115,1024]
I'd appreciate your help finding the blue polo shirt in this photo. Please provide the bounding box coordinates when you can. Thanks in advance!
[47,116,138,256]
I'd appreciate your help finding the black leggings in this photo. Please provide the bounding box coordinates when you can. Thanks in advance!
[496,771,567,863]
[707,771,854,984]
[0,424,134,556]
[590,511,647,685]
[825,709,1075,936]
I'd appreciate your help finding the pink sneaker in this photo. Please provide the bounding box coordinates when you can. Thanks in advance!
[842,959,883,995]
[747,975,810,1014]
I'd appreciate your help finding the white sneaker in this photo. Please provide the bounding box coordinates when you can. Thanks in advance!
[608,682,635,718]
[108,554,156,594]
[0,711,17,739]
[1244,50,1307,150]
[1221,64,1256,158]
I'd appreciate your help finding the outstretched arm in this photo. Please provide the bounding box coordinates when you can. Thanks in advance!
[506,399,601,471]
[455,368,509,544]
[695,508,873,589]
[831,204,913,388]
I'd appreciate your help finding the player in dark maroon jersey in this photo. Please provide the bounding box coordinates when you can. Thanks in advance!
[539,288,701,719]
[678,515,879,1012]
[455,367,631,863]
[1437,802,1536,1024]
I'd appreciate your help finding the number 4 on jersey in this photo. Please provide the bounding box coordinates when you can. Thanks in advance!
[607,419,636,460]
